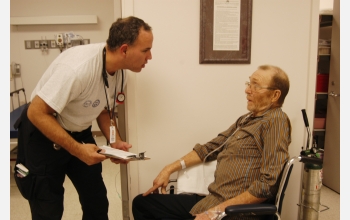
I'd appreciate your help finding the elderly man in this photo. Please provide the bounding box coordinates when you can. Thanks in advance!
[132,65,291,220]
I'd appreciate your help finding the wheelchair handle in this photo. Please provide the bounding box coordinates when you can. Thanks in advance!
[301,109,309,127]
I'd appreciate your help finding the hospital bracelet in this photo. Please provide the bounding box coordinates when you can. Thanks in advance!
[179,159,186,169]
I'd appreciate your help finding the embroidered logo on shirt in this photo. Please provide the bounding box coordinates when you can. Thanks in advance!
[83,100,92,107]
[92,100,100,107]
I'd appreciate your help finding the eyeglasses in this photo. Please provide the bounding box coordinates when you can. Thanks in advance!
[245,81,276,93]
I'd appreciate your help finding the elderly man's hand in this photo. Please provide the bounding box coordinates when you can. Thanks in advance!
[142,168,171,196]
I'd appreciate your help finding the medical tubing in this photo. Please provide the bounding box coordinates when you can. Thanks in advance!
[102,47,117,121]
[201,128,239,186]
[201,113,251,194]
[202,113,251,164]
[111,86,116,119]
[119,70,124,93]
[103,83,117,120]
[203,128,239,164]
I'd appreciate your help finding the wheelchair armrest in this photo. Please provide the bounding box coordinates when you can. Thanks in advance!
[224,204,277,217]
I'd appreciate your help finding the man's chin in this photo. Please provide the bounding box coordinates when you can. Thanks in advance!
[129,68,142,73]
[247,105,254,112]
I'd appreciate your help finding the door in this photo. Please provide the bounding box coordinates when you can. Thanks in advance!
[322,0,340,193]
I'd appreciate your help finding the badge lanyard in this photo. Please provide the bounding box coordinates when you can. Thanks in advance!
[102,47,117,144]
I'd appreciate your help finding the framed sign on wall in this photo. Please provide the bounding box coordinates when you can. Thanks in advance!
[199,0,252,64]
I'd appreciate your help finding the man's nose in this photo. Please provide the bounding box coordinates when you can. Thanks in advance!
[147,51,152,60]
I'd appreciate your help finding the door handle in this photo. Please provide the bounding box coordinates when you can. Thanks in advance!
[328,91,340,97]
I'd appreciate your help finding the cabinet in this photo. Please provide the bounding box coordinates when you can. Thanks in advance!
[313,14,333,150]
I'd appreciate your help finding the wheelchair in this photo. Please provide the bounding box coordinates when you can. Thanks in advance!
[163,156,298,220]
[10,88,28,160]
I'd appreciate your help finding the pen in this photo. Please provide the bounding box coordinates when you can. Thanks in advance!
[82,141,102,153]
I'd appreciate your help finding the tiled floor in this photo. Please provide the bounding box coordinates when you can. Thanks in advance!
[318,185,340,220]
[10,136,123,220]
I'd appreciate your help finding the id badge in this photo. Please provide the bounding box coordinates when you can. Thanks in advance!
[110,126,116,143]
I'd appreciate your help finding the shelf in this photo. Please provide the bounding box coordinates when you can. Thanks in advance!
[10,15,98,25]
[316,93,328,99]
[313,14,333,151]
[318,56,331,73]
[319,15,333,27]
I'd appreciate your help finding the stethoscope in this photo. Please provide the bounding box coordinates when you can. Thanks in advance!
[102,47,125,105]
[116,72,125,104]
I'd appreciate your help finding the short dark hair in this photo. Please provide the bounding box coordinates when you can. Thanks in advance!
[106,16,152,51]
[259,65,290,106]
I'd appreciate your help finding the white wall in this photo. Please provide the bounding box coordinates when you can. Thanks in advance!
[10,0,121,130]
[320,0,334,13]
[124,1,321,220]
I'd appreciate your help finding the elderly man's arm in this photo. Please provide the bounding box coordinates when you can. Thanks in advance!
[143,150,202,196]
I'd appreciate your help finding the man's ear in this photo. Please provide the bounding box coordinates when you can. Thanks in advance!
[271,90,281,103]
[120,44,128,55]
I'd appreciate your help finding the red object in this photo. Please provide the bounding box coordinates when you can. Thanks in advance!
[316,74,329,92]
[314,118,326,129]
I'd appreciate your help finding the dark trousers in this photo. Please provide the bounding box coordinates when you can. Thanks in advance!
[132,193,206,220]
[14,106,108,220]
[132,193,272,220]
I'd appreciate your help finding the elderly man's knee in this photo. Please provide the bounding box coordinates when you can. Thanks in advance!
[132,194,147,210]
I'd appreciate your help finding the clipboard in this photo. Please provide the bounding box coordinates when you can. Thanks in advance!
[98,145,150,161]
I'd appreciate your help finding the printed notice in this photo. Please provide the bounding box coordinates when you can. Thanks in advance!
[213,0,241,51]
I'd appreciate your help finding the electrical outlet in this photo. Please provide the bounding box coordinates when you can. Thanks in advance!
[56,34,64,46]
[83,39,90,45]
[25,40,32,49]
[15,63,21,74]
[11,62,21,75]
[34,41,40,49]
[71,40,82,47]
[50,40,56,48]
[40,40,48,50]
[24,36,88,50]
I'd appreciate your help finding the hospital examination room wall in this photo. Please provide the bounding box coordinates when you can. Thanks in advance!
[123,1,321,220]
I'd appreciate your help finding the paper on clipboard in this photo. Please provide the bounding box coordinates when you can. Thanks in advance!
[98,145,150,161]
